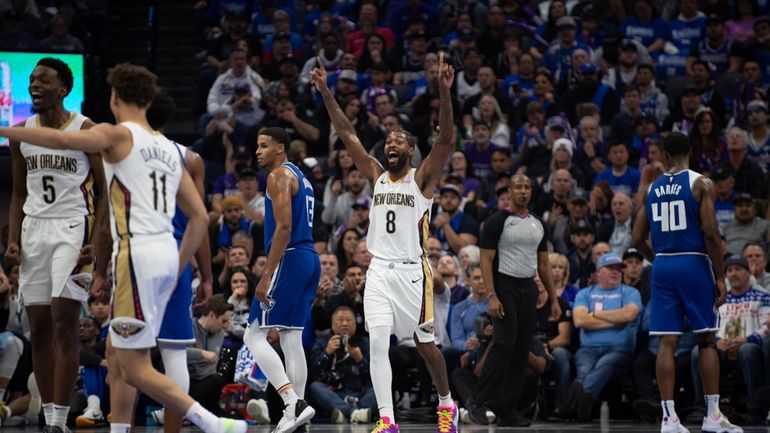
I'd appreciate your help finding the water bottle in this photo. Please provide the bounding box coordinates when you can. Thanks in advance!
[600,401,610,425]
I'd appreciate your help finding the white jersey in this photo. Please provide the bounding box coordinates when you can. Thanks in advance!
[103,122,182,240]
[21,112,93,218]
[367,168,433,261]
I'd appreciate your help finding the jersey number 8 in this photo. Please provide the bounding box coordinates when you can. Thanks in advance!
[651,200,687,232]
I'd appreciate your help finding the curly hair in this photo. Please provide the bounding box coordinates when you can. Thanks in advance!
[107,63,159,108]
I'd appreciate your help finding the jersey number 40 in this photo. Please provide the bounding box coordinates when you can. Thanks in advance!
[651,200,687,232]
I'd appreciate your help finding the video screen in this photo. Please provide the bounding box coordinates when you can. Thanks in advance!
[0,52,85,147]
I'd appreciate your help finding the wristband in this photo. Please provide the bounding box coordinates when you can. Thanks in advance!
[487,292,497,300]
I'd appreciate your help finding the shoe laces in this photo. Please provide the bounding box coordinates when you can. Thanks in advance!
[371,418,394,433]
[437,408,455,433]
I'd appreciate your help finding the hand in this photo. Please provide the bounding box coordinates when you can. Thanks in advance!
[4,243,20,267]
[528,125,540,136]
[317,276,333,297]
[438,52,455,90]
[715,279,727,307]
[218,121,234,135]
[549,296,562,321]
[91,273,108,298]
[584,140,595,159]
[331,179,343,196]
[255,273,271,303]
[309,57,330,93]
[370,49,382,62]
[433,212,450,229]
[716,339,729,351]
[488,295,504,318]
[193,279,213,311]
[347,344,364,362]
[202,350,217,363]
[279,109,298,123]
[77,244,95,267]
[466,336,479,351]
[325,335,342,355]
[367,111,380,128]
[547,203,563,225]
[0,273,9,294]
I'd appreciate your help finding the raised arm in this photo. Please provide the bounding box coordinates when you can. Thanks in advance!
[309,59,383,184]
[416,52,455,196]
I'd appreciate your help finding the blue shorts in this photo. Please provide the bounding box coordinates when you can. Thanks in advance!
[248,248,320,329]
[649,253,719,335]
[157,239,194,343]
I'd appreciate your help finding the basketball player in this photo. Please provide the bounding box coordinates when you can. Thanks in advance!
[633,133,742,433]
[242,127,320,433]
[311,53,459,432]
[5,57,109,433]
[0,63,247,433]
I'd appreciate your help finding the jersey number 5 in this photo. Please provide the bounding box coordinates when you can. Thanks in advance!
[651,200,687,232]
[42,175,56,204]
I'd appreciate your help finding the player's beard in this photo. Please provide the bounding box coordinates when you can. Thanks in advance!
[387,153,409,173]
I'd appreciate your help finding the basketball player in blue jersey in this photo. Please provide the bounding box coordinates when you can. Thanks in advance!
[242,127,320,433]
[312,53,459,433]
[6,57,110,433]
[0,63,246,433]
[633,133,742,433]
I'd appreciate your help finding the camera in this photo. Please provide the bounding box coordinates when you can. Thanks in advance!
[474,313,493,344]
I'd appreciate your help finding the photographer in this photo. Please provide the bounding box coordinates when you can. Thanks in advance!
[309,307,375,424]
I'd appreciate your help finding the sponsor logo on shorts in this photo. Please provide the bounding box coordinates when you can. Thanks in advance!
[418,321,434,334]
[69,222,83,229]
[111,321,144,339]
[411,277,421,283]
[260,296,276,312]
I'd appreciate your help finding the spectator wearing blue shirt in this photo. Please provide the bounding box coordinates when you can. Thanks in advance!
[657,0,705,77]
[432,184,480,254]
[711,166,737,229]
[261,10,304,64]
[544,16,592,91]
[567,253,642,422]
[449,264,489,352]
[594,142,642,196]
[621,0,668,56]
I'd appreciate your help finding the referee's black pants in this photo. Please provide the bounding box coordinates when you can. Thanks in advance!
[473,275,538,418]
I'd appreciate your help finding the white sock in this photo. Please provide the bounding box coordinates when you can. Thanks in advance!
[661,400,678,420]
[160,343,190,393]
[51,404,69,428]
[438,393,453,407]
[42,402,53,425]
[705,394,720,419]
[278,385,299,406]
[244,324,293,398]
[185,402,222,433]
[110,422,131,433]
[369,326,395,423]
[279,330,307,400]
[87,395,101,412]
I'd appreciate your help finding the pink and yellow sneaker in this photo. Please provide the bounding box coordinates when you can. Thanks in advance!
[371,417,400,433]
[437,405,459,433]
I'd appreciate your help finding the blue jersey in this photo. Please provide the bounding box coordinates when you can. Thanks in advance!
[264,162,315,254]
[171,142,188,241]
[645,169,706,254]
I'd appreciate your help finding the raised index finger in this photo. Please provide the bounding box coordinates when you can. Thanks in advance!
[439,51,444,68]
[316,56,325,72]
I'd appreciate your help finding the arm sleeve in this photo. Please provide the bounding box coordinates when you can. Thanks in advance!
[534,215,549,252]
[478,211,506,250]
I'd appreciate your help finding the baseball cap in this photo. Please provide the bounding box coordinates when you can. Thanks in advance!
[440,184,462,196]
[623,248,644,261]
[351,196,371,209]
[597,252,626,269]
[546,116,570,132]
[569,191,588,204]
[570,218,594,234]
[552,138,574,157]
[724,255,750,271]
[709,165,732,181]
[556,16,576,28]
[338,69,357,82]
[409,30,428,41]
[733,193,755,204]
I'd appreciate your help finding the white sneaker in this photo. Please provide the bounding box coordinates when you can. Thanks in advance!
[271,399,315,433]
[246,398,270,424]
[459,408,470,424]
[26,373,41,417]
[76,406,106,427]
[485,410,496,424]
[151,408,165,426]
[702,413,743,433]
[330,408,346,424]
[660,415,689,433]
[350,408,370,424]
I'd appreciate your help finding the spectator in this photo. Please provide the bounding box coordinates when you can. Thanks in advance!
[351,239,373,271]
[461,66,514,136]
[711,165,738,228]
[88,294,110,341]
[432,184,479,254]
[437,254,469,306]
[725,0,760,42]
[334,197,371,242]
[322,168,370,230]
[346,2,395,59]
[569,253,642,421]
[662,85,703,135]
[611,85,645,146]
[449,263,488,353]
[517,115,569,181]
[716,127,766,199]
[689,108,726,175]
[745,100,770,173]
[309,306,374,424]
[261,10,304,64]
[742,241,770,291]
[533,273,573,418]
[226,267,254,340]
[360,62,398,114]
[211,196,252,265]
[514,101,547,155]
[75,316,107,427]
[596,192,635,256]
[502,53,537,107]
[628,112,660,168]
[0,10,36,50]
[688,60,726,122]
[188,295,234,413]
[604,40,640,96]
[589,181,615,225]
[552,191,591,255]
[659,0,705,77]
[544,16,592,90]
[217,244,252,292]
[690,256,770,419]
[575,115,608,183]
[38,14,84,52]
[558,63,619,127]
[723,193,770,256]
[449,152,481,203]
[322,265,367,336]
[622,248,651,303]
[300,32,345,87]
[621,0,668,55]
[637,139,666,200]
[455,48,484,104]
[206,48,265,126]
[236,167,264,225]
[532,167,572,223]
[548,252,579,306]
[635,64,669,124]
[688,14,741,76]
[261,98,320,144]
[334,228,361,272]
[594,143,642,196]
[391,30,431,85]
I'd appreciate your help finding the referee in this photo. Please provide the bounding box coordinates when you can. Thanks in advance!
[467,174,561,427]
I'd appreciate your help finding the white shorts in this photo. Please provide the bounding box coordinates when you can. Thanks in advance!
[109,235,178,350]
[19,215,93,305]
[363,257,435,343]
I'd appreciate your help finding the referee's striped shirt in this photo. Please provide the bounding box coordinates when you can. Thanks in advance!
[479,209,547,278]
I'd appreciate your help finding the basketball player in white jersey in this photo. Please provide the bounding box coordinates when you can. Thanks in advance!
[311,53,459,433]
[5,57,109,433]
[0,63,246,433]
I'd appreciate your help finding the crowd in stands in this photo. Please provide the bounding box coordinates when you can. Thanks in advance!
[8,0,770,427]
